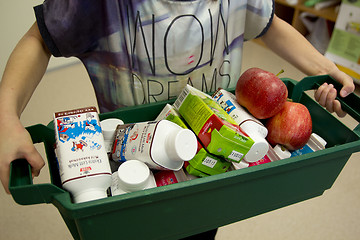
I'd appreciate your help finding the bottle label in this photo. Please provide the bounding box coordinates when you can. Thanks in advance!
[290,144,314,157]
[154,171,179,187]
[202,156,218,168]
[54,107,111,184]
[212,88,264,126]
[248,154,272,167]
[112,121,165,169]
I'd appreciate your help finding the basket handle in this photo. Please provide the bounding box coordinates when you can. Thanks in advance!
[291,75,360,124]
[9,124,65,205]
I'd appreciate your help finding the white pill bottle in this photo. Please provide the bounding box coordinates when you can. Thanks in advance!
[112,120,198,171]
[100,118,124,154]
[111,160,156,196]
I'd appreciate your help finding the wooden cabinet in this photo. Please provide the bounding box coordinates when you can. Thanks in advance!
[274,0,339,35]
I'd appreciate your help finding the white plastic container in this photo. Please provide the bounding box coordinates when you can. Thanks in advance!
[100,118,126,173]
[231,160,250,170]
[232,144,282,170]
[112,120,198,171]
[110,160,156,196]
[290,133,327,157]
[212,89,269,162]
[54,107,112,203]
[273,144,292,159]
[101,118,124,154]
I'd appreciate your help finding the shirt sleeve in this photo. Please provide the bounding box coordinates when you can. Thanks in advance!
[34,0,106,57]
[244,0,274,41]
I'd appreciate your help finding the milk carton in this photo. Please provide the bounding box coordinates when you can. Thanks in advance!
[54,107,112,203]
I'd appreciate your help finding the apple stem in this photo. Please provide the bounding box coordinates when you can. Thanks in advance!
[276,69,284,77]
[287,98,293,102]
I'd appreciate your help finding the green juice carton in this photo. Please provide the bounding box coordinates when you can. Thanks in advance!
[156,104,231,176]
[173,85,254,163]
[155,104,188,129]
[185,142,231,177]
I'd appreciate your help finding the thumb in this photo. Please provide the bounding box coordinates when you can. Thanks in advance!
[330,70,355,98]
[0,162,11,194]
[24,147,45,178]
[340,85,353,98]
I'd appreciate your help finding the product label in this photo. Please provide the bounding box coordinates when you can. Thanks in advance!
[248,154,271,167]
[111,123,135,162]
[188,144,231,176]
[112,121,166,169]
[54,107,111,184]
[154,171,179,187]
[202,156,218,168]
[228,150,244,162]
[290,144,314,157]
[212,88,264,126]
[178,93,213,135]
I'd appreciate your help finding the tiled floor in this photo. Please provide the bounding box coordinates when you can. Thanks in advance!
[1,41,360,240]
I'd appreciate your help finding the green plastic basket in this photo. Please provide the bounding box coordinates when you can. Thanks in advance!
[9,76,360,240]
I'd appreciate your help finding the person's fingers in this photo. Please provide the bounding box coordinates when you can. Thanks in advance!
[0,161,11,194]
[315,83,333,107]
[333,99,346,118]
[29,155,45,178]
[325,85,337,113]
[23,145,45,178]
[314,83,348,117]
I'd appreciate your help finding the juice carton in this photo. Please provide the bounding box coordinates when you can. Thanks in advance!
[155,104,188,129]
[184,162,210,178]
[156,104,232,176]
[173,85,254,163]
[185,143,231,177]
[212,88,269,162]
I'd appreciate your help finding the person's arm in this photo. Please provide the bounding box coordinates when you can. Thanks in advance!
[0,22,51,193]
[260,15,355,117]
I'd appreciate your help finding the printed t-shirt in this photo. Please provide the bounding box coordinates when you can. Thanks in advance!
[35,0,274,112]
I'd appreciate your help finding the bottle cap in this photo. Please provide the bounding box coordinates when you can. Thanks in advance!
[311,133,327,148]
[150,120,197,171]
[243,134,269,163]
[273,144,291,159]
[101,118,124,140]
[73,189,108,203]
[166,128,198,162]
[232,160,249,170]
[117,160,151,192]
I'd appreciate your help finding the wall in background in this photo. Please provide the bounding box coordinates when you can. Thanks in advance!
[0,1,79,80]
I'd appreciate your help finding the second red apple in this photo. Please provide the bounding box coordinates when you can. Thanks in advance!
[266,101,312,150]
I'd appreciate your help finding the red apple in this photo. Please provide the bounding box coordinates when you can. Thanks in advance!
[266,101,312,150]
[235,68,288,119]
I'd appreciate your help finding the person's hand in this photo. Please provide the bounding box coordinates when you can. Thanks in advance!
[0,115,45,194]
[314,70,355,117]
